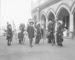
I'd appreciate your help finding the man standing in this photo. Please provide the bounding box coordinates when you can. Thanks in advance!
[57,20,64,46]
[18,23,25,44]
[47,20,55,45]
[35,23,41,44]
[6,23,13,46]
[27,21,35,47]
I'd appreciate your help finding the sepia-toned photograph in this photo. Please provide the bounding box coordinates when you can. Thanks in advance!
[0,0,75,60]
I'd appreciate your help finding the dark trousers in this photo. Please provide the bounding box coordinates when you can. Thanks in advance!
[47,32,55,44]
[50,33,55,45]
[47,35,51,43]
[19,39,23,44]
[35,34,41,44]
[29,37,33,47]
[41,29,44,39]
[7,38,12,46]
[57,34,63,46]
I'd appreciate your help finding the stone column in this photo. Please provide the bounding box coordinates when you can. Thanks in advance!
[46,17,48,30]
[55,17,57,45]
[44,17,47,41]
[69,13,74,38]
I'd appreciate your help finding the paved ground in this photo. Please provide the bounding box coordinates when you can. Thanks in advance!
[0,36,75,60]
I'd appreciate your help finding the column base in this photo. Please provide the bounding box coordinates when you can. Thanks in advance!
[69,32,74,39]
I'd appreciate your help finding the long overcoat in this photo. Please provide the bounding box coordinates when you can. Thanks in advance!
[27,25,34,39]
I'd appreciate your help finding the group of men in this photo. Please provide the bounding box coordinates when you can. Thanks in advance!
[5,19,65,47]
[47,20,65,46]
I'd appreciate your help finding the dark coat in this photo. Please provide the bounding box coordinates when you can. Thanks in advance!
[47,22,55,43]
[27,25,34,38]
[48,22,55,33]
[36,26,41,40]
[57,24,64,43]
[6,27,13,40]
[47,22,55,38]
[18,32,24,40]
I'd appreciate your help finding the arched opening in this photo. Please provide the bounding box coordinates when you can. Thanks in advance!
[72,7,75,36]
[41,14,46,29]
[57,7,70,29]
[47,12,55,34]
[57,7,70,36]
[41,14,46,39]
[33,16,37,23]
[48,12,55,22]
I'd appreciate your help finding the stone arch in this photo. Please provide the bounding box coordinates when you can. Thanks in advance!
[56,3,70,17]
[40,14,46,29]
[40,11,47,20]
[47,8,56,22]
[71,2,75,14]
[40,11,47,39]
[56,3,70,28]
[56,4,70,36]
[71,1,75,12]
[40,11,46,26]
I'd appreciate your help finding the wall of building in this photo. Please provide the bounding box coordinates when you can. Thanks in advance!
[32,0,75,38]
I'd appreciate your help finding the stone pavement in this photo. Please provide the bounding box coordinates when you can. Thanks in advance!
[0,36,75,60]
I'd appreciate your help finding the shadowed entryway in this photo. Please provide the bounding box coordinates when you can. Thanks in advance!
[57,7,70,36]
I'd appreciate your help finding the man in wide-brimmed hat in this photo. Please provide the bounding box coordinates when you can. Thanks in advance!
[47,20,55,45]
[27,21,35,47]
[18,23,25,44]
[6,22,13,46]
[35,22,41,44]
[57,20,64,46]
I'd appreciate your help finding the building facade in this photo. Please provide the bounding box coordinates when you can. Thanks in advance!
[31,0,75,38]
